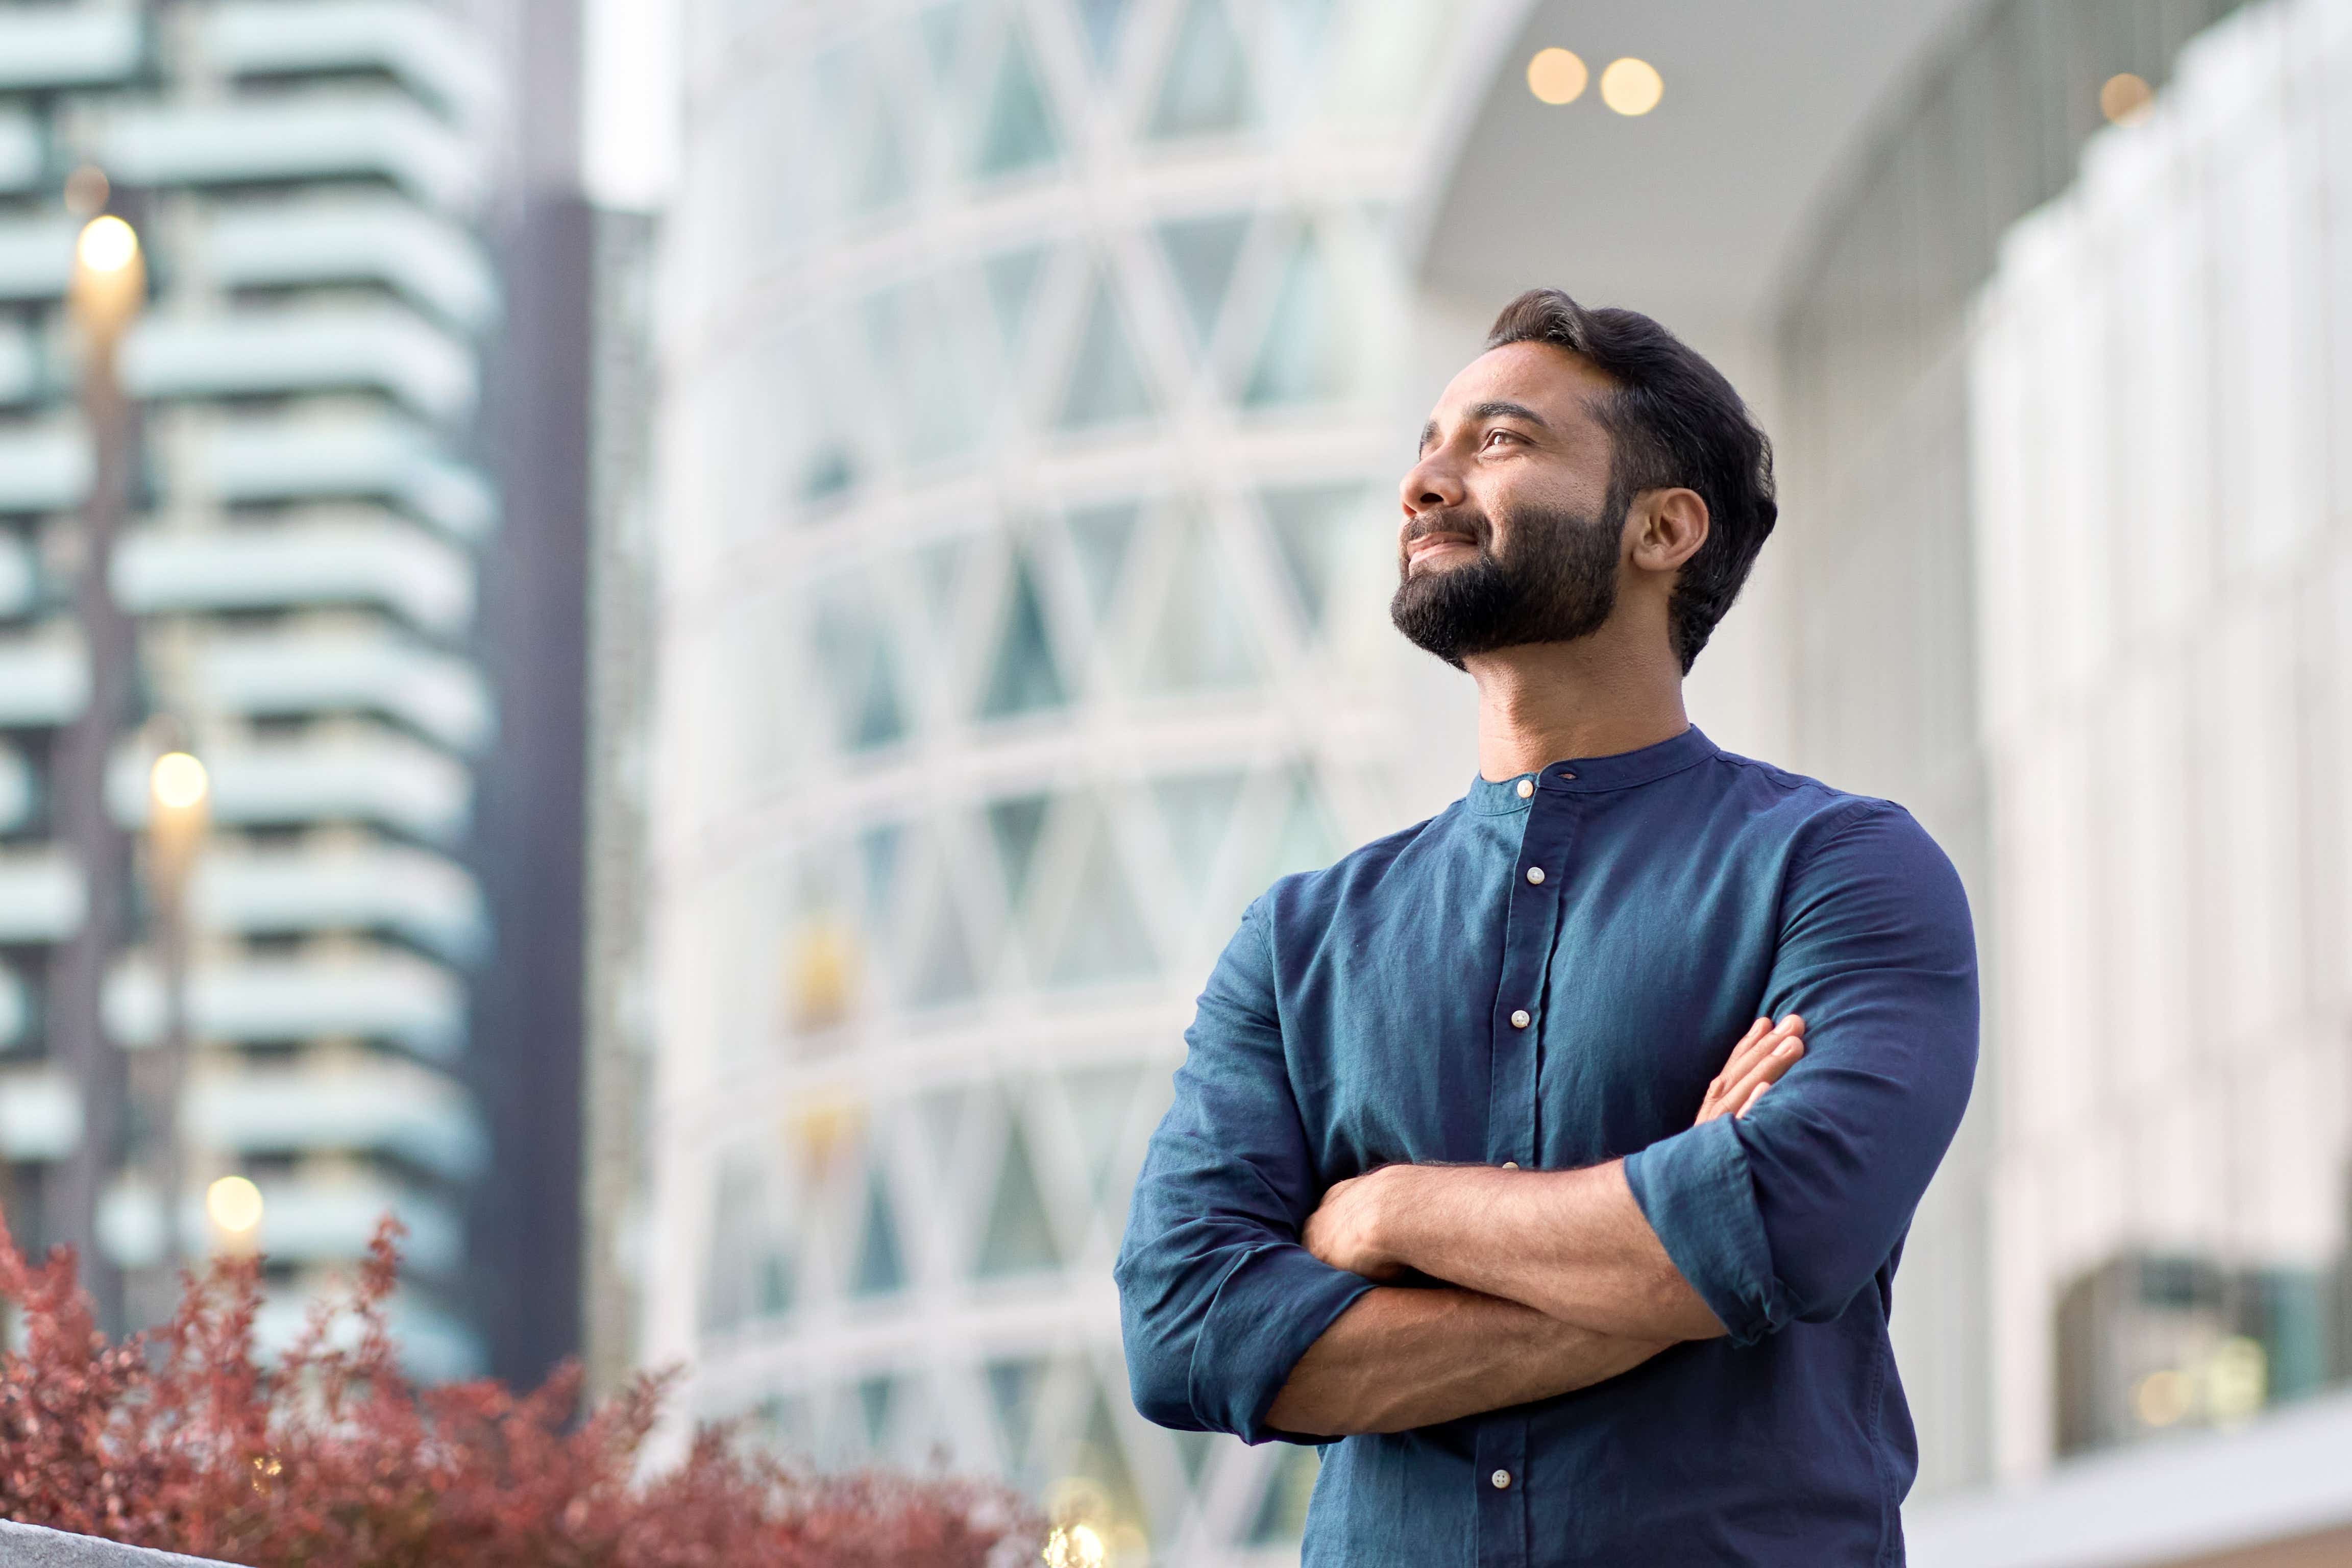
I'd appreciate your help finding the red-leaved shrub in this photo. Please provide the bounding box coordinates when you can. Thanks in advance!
[0,1217,1040,1566]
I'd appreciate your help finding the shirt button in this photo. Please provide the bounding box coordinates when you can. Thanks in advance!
[1525,866,1545,885]
[1501,1161,1520,1170]
[1491,1469,1512,1489]
[1510,1009,1530,1029]
[1515,778,1534,798]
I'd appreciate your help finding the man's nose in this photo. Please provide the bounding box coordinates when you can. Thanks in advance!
[1399,452,1464,514]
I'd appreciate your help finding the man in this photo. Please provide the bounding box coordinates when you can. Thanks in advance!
[1114,289,1977,1565]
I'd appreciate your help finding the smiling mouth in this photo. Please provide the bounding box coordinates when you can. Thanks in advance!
[1405,534,1478,569]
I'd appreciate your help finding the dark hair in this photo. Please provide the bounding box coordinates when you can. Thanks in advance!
[1484,289,1777,672]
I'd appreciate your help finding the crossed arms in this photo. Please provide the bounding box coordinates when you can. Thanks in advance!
[1267,1016,1804,1435]
[1114,801,1979,1448]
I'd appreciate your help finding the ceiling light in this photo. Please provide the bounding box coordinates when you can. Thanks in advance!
[1526,47,1588,106]
[1600,57,1663,117]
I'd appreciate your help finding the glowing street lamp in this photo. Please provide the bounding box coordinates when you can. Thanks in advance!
[206,1174,263,1237]
[52,192,149,1328]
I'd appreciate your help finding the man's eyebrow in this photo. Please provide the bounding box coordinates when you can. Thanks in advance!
[1465,399,1550,428]
[1418,419,1440,451]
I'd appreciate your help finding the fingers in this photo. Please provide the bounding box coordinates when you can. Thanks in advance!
[1717,1028,1804,1114]
[1718,1014,1804,1091]
[1736,1080,1774,1118]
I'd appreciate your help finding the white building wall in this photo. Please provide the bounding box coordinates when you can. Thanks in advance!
[1970,0,2352,1479]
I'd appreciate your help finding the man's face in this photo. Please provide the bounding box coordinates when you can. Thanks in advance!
[1390,341,1627,665]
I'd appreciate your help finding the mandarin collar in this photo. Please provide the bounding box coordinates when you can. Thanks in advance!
[1466,725,1719,813]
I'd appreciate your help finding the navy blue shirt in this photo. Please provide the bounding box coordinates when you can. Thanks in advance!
[1115,727,1976,1566]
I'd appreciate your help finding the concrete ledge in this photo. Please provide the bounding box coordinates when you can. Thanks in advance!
[1906,1387,2352,1568]
[0,1520,235,1566]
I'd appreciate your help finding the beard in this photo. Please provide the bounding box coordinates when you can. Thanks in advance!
[1388,493,1625,667]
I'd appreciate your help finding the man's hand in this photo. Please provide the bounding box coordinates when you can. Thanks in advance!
[1695,1014,1805,1123]
[1301,1165,1410,1281]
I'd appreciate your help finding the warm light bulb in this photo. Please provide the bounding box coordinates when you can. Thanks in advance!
[151,751,208,812]
[1600,57,1664,116]
[2100,72,2154,127]
[207,1175,264,1234]
[1526,47,1588,106]
[76,214,139,275]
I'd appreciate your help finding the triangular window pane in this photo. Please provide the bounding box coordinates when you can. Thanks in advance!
[976,29,1060,176]
[858,823,902,935]
[1076,0,1131,73]
[1249,1443,1320,1543]
[1245,229,1349,406]
[1149,0,1256,138]
[801,444,857,503]
[1065,502,1140,617]
[915,1084,973,1168]
[909,887,980,1007]
[979,554,1070,718]
[1261,482,1362,631]
[1153,770,1243,898]
[852,1168,906,1295]
[1139,520,1259,692]
[701,1150,767,1333]
[986,1356,1049,1475]
[1172,1429,1216,1486]
[1266,766,1338,878]
[977,1117,1063,1276]
[1062,1063,1147,1203]
[857,1374,896,1449]
[919,2,964,78]
[1156,214,1251,345]
[984,245,1048,351]
[1056,276,1156,431]
[816,588,908,752]
[854,99,910,213]
[915,536,971,636]
[1048,815,1156,985]
[987,793,1051,909]
[1070,1379,1148,1536]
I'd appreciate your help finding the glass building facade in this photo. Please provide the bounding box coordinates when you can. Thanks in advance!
[644,1,1479,1558]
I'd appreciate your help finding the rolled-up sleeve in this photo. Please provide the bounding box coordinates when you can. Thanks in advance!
[1115,898,1374,1443]
[1623,801,1978,1345]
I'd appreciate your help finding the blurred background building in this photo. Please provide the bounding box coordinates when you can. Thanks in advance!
[0,0,590,1389]
[610,0,2352,1563]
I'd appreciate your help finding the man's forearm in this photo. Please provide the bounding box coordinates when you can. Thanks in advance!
[1381,1161,1726,1340]
[1263,1285,1670,1436]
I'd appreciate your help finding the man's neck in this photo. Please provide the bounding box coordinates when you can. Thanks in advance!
[1462,625,1689,781]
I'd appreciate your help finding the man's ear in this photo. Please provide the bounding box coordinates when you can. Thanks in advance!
[1629,487,1708,575]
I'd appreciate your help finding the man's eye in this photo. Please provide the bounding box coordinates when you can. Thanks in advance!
[1483,430,1515,449]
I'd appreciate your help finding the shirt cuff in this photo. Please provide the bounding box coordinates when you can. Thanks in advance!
[1191,1242,1376,1443]
[1623,1115,1784,1345]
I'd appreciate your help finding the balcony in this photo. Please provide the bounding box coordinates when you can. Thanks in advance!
[191,626,492,751]
[113,516,473,635]
[0,112,39,195]
[0,8,144,91]
[0,419,88,521]
[206,2,497,125]
[0,743,35,832]
[0,850,81,943]
[176,411,496,540]
[107,946,466,1059]
[106,727,472,842]
[194,845,487,961]
[256,1287,482,1382]
[0,217,74,303]
[182,1057,484,1180]
[122,305,477,422]
[0,318,44,406]
[98,1171,463,1273]
[0,1066,77,1159]
[208,198,498,333]
[88,93,481,213]
[0,629,88,728]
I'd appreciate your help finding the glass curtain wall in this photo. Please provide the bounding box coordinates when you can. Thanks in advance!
[648,3,1465,1560]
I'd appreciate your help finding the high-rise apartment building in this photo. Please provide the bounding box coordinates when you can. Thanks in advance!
[0,0,588,1382]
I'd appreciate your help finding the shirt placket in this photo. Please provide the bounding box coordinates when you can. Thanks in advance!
[1478,771,1575,1568]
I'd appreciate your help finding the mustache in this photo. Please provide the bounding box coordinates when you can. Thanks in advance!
[1401,508,1494,551]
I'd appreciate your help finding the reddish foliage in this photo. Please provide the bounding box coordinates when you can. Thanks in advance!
[0,1218,1040,1567]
